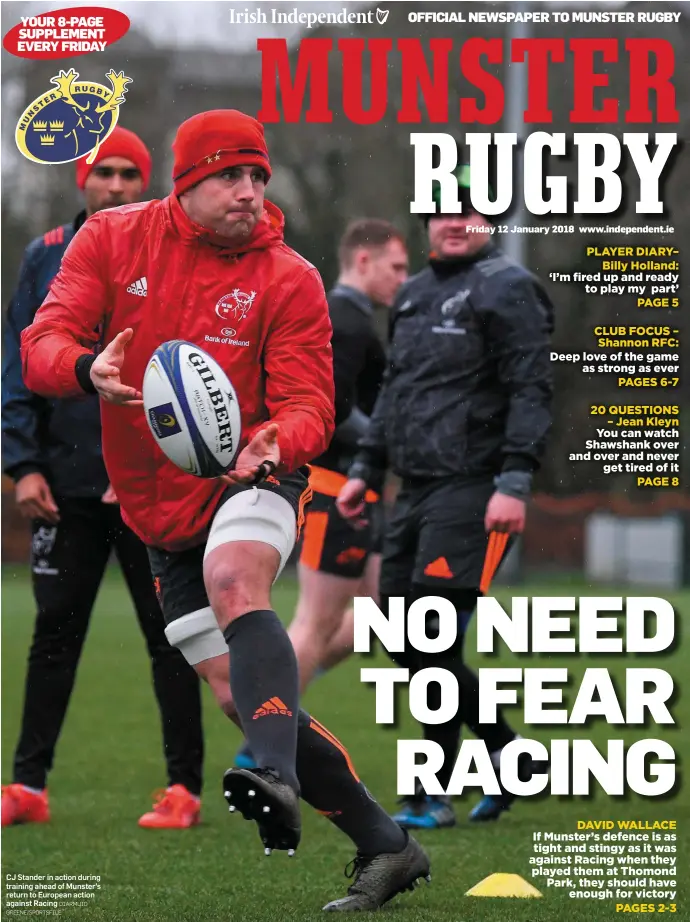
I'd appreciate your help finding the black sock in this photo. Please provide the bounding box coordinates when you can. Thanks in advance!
[411,596,467,793]
[455,662,515,753]
[407,587,516,758]
[421,679,463,792]
[420,641,516,755]
[223,610,299,792]
[296,710,406,856]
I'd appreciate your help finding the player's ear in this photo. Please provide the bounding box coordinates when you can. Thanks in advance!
[355,247,370,273]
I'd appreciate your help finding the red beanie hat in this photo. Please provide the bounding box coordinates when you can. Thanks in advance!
[172,109,271,196]
[75,125,152,190]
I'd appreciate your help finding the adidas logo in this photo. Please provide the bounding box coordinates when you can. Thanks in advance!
[253,697,293,720]
[336,546,367,565]
[126,277,147,297]
[424,556,454,579]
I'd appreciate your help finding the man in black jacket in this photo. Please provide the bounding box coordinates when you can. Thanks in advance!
[1,127,204,829]
[338,167,554,826]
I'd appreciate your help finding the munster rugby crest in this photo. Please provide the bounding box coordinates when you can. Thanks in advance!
[15,68,131,164]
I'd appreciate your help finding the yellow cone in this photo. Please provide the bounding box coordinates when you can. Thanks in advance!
[466,873,543,898]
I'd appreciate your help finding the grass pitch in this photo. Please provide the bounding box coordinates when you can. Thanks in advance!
[2,565,688,920]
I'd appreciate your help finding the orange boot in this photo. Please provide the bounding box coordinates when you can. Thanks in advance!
[2,784,50,826]
[138,785,201,829]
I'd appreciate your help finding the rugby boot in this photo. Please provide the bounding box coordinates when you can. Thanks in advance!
[392,780,456,830]
[138,784,201,828]
[322,831,431,911]
[1,784,50,826]
[469,750,547,822]
[392,792,456,830]
[223,767,301,855]
[468,794,507,821]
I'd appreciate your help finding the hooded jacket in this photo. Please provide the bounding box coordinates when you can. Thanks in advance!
[21,195,335,550]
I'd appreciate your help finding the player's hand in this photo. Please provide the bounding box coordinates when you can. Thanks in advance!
[90,328,143,406]
[15,472,60,524]
[336,478,368,530]
[101,484,119,504]
[221,423,281,485]
[485,491,526,534]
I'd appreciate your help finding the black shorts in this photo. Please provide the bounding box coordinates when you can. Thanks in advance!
[380,476,511,596]
[298,466,381,580]
[148,470,310,625]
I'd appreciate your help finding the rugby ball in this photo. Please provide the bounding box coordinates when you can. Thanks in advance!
[143,340,241,478]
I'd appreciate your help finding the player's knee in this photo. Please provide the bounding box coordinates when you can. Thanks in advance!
[204,490,296,610]
[206,560,251,602]
[204,558,266,623]
[164,606,227,666]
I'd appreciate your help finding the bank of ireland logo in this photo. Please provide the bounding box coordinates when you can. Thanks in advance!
[15,68,132,164]
[215,289,257,324]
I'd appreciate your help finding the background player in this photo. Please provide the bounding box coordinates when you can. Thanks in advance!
[338,166,554,827]
[2,127,204,830]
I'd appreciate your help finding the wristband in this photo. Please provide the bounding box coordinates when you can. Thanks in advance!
[75,354,98,394]
[493,470,532,500]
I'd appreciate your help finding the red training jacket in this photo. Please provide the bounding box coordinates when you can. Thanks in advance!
[21,195,335,550]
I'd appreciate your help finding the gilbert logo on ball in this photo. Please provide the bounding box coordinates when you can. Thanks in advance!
[15,67,131,165]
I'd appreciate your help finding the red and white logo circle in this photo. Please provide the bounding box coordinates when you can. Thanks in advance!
[215,288,257,323]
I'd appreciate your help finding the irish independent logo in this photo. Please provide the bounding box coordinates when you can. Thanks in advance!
[15,68,132,165]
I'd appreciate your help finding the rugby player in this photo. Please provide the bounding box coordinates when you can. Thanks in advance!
[21,110,430,911]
